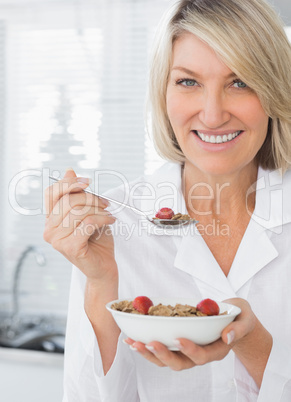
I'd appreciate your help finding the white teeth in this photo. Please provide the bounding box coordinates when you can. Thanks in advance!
[196,130,241,144]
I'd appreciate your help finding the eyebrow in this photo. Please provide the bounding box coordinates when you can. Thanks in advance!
[171,66,238,80]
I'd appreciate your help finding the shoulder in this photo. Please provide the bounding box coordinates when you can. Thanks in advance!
[283,168,291,186]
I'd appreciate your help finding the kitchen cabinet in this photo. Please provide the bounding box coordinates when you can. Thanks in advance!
[0,347,64,402]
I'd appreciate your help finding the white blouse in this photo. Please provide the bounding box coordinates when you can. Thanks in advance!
[63,163,291,402]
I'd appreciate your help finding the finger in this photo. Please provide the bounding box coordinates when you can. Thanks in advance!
[45,207,116,246]
[47,214,116,260]
[127,341,167,368]
[175,338,231,365]
[64,167,77,180]
[45,169,91,216]
[123,338,134,346]
[45,179,89,216]
[70,208,116,237]
[73,211,116,239]
[142,341,194,371]
[49,192,110,229]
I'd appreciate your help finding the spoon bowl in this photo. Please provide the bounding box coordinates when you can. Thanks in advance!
[152,218,196,228]
[48,175,197,230]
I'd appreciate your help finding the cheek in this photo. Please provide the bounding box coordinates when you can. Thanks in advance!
[240,98,269,145]
[166,92,191,127]
[240,98,269,136]
[166,95,179,124]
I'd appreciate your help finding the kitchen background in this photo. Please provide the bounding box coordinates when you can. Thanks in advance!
[0,0,290,401]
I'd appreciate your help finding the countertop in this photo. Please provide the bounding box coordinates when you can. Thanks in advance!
[0,347,64,402]
[0,346,64,364]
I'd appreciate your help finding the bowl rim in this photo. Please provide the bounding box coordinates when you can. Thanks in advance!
[106,298,241,321]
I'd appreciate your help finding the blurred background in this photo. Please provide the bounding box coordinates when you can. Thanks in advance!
[0,0,290,401]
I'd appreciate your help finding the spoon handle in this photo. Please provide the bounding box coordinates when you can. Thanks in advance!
[48,175,146,217]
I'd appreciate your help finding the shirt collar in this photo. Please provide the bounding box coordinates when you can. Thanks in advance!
[252,166,291,233]
[139,163,291,293]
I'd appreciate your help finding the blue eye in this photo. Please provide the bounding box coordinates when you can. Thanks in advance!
[176,79,198,87]
[233,80,247,88]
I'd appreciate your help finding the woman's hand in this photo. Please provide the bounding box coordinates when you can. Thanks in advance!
[44,168,121,373]
[43,168,118,283]
[124,298,272,387]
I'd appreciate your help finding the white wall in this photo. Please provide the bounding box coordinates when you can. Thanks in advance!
[272,0,291,24]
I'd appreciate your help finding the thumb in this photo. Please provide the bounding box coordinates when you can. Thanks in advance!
[221,298,256,346]
[63,167,77,179]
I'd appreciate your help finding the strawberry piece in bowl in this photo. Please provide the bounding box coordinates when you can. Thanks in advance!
[155,208,174,220]
[132,296,154,315]
[196,298,220,316]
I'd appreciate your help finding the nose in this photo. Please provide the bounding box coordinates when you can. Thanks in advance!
[198,90,231,129]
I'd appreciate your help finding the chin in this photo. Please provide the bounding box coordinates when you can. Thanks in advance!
[186,151,256,178]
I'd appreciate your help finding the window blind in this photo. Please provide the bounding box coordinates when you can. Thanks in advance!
[1,0,174,317]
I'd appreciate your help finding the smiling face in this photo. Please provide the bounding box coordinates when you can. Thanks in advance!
[166,33,269,177]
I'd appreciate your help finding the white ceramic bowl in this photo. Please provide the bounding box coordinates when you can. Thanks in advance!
[106,297,241,350]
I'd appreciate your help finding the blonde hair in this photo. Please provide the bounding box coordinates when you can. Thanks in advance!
[147,0,291,172]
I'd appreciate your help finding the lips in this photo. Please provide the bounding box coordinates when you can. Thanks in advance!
[194,130,243,144]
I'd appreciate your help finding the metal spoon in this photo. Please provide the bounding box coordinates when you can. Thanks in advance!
[48,175,197,229]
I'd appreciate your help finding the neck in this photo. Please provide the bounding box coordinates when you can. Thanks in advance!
[182,162,258,220]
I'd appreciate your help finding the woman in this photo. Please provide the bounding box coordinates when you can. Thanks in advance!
[44,0,291,400]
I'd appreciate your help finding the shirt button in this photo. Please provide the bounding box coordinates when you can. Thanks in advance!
[228,379,236,388]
